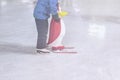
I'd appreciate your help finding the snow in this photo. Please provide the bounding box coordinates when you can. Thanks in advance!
[0,0,120,80]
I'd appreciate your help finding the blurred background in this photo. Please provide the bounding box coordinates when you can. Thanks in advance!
[60,0,120,17]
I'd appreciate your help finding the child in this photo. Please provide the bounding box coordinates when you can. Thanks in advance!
[33,0,60,53]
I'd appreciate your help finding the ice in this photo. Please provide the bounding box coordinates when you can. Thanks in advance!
[0,0,120,80]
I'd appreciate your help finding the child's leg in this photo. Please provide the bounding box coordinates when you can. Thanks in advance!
[35,19,48,49]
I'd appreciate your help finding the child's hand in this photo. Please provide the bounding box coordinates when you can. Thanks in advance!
[52,14,60,22]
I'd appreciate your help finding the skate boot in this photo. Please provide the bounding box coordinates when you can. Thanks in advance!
[36,48,50,54]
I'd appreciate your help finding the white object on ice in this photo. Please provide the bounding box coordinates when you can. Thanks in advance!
[48,19,66,47]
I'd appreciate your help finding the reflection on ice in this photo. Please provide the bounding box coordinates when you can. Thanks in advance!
[0,0,7,7]
[88,23,106,39]
[21,0,36,4]
[21,0,30,3]
[72,0,80,13]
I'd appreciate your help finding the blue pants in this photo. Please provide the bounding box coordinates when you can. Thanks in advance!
[35,19,48,49]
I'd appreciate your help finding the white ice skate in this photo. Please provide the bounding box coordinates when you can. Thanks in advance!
[36,48,50,54]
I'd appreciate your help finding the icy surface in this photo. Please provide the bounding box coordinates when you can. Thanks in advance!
[0,0,120,80]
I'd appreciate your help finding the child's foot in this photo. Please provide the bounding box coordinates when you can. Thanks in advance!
[36,48,50,54]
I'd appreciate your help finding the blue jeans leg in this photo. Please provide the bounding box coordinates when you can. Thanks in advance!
[35,19,48,49]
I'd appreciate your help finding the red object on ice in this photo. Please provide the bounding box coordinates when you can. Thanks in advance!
[52,46,65,50]
[47,18,61,44]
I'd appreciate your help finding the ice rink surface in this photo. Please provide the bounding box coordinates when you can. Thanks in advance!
[0,0,120,80]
